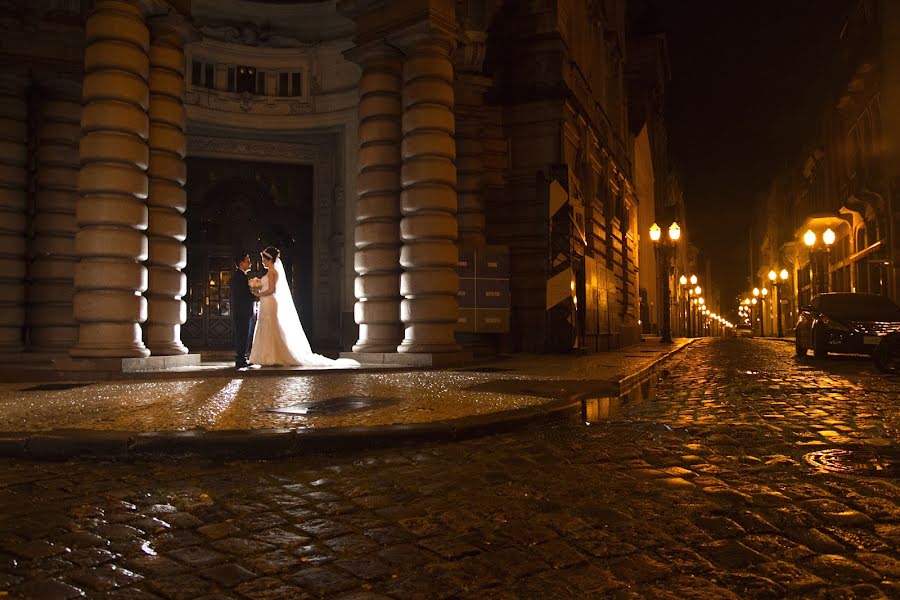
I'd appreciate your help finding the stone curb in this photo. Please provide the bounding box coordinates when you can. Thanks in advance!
[0,340,697,461]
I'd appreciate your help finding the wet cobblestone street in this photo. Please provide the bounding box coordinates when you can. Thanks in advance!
[1,338,898,599]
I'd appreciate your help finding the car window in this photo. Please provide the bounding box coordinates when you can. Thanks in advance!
[817,294,900,321]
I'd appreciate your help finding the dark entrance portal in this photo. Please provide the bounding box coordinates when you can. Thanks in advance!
[183,157,314,350]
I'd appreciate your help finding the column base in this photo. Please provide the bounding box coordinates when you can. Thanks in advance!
[352,342,403,353]
[146,342,190,356]
[340,351,472,367]
[54,353,201,373]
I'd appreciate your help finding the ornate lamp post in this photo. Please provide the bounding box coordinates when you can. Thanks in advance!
[804,228,836,296]
[649,221,681,343]
[769,268,789,338]
[679,275,688,337]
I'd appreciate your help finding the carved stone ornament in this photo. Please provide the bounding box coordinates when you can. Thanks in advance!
[185,88,314,116]
[188,136,321,161]
[199,22,317,48]
[453,30,487,74]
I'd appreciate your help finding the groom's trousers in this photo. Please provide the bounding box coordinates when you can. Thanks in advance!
[234,306,257,367]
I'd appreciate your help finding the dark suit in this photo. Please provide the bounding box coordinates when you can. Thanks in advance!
[231,268,258,367]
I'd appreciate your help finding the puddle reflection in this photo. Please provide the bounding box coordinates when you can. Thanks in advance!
[581,374,657,424]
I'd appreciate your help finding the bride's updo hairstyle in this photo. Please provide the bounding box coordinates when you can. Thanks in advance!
[262,246,280,261]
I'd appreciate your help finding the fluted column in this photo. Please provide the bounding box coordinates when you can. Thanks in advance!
[144,16,189,355]
[349,44,404,353]
[28,81,82,352]
[398,33,460,353]
[0,72,29,354]
[71,0,151,358]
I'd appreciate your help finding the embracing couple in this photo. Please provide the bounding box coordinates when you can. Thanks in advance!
[231,246,357,369]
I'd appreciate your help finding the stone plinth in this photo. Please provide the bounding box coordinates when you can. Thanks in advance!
[340,351,471,367]
[55,353,200,372]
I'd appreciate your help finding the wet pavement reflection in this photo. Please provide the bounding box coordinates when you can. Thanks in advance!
[0,338,898,598]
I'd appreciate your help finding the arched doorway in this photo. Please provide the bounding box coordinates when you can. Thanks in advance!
[182,157,314,349]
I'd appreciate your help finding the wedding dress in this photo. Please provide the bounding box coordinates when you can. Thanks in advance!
[249,258,358,368]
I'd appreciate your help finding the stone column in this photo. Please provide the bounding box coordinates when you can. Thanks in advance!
[144,16,189,355]
[454,32,490,247]
[71,0,151,358]
[398,32,460,353]
[28,80,82,352]
[348,44,404,353]
[0,72,29,354]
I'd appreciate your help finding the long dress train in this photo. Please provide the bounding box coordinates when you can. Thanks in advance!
[249,258,358,367]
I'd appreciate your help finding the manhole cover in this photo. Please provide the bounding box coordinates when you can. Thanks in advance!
[267,396,400,416]
[458,367,511,373]
[803,447,900,478]
[20,383,92,392]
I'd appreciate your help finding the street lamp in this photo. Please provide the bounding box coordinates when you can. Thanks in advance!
[804,227,837,296]
[678,275,688,336]
[769,268,789,338]
[649,221,680,343]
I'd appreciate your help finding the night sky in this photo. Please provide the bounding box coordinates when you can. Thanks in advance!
[631,0,854,315]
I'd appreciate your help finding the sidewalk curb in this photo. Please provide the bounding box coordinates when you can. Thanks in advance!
[0,340,697,461]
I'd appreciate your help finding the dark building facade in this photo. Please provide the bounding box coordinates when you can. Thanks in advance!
[0,0,659,365]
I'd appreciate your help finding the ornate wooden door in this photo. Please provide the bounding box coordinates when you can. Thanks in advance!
[182,157,313,350]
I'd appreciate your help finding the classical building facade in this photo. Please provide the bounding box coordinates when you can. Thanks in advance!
[1,0,651,364]
[751,0,900,336]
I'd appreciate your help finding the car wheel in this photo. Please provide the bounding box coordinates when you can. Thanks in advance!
[812,327,828,359]
[795,338,807,357]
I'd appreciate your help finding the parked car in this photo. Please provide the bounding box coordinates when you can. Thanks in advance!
[873,331,900,373]
[795,293,900,359]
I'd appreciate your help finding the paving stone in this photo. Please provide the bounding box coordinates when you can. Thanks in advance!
[235,576,311,600]
[197,522,241,541]
[210,537,274,556]
[146,573,218,599]
[699,539,768,569]
[168,545,228,568]
[199,562,257,587]
[290,565,359,596]
[16,578,85,599]
[854,551,900,578]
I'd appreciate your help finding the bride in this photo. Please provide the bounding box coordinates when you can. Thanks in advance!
[249,246,358,368]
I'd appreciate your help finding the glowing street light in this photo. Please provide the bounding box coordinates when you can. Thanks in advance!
[649,223,661,242]
[668,222,681,241]
[823,228,836,246]
[803,229,816,247]
[689,274,697,285]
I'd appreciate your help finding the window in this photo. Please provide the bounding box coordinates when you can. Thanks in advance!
[226,66,236,92]
[256,70,266,95]
[278,72,303,97]
[191,61,216,89]
[237,66,256,94]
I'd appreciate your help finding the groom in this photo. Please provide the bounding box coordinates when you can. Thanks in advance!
[231,252,258,369]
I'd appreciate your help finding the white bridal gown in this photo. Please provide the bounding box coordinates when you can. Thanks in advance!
[249,258,358,368]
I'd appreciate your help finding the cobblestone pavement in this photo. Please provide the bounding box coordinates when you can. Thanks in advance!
[0,338,898,599]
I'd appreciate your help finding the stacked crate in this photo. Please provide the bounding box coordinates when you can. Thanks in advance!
[456,245,510,333]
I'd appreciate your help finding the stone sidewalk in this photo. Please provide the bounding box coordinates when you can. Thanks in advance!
[0,338,693,460]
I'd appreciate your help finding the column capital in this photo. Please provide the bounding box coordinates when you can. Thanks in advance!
[343,40,404,68]
[148,12,199,47]
[453,30,487,74]
[388,21,457,56]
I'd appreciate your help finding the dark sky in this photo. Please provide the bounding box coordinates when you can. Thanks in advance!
[631,0,853,315]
